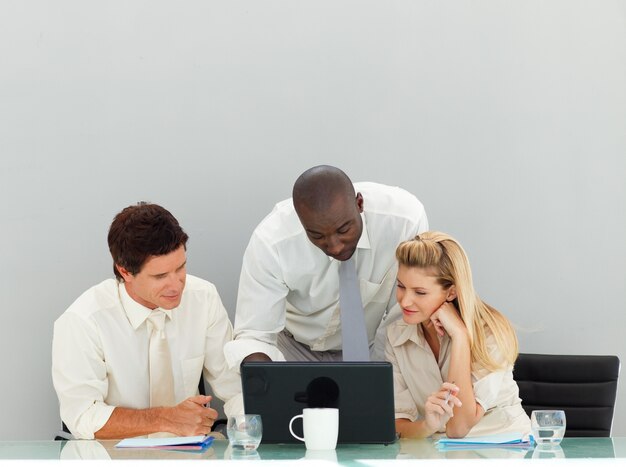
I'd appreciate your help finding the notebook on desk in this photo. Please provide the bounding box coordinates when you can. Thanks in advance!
[241,361,397,444]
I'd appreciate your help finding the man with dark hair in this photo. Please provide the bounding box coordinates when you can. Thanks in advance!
[52,203,242,439]
[224,165,428,367]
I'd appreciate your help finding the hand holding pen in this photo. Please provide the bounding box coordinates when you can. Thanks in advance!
[423,381,462,433]
[165,395,218,436]
[444,381,456,404]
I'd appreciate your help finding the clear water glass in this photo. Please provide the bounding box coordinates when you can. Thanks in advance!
[532,445,565,459]
[227,414,263,451]
[531,410,566,447]
[224,444,262,460]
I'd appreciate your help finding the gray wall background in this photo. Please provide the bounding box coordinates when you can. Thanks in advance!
[1,1,625,440]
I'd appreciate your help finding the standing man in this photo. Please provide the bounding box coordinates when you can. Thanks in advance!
[52,202,242,439]
[224,165,428,368]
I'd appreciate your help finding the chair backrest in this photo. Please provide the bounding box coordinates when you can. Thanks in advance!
[513,353,620,437]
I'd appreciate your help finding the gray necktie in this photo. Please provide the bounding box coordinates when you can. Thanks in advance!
[339,256,370,361]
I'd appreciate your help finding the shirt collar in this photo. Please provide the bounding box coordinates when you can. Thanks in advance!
[391,321,450,354]
[356,212,371,250]
[118,281,173,330]
[390,321,427,348]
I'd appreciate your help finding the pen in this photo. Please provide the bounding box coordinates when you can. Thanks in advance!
[444,381,455,404]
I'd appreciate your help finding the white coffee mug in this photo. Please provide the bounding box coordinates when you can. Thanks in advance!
[288,408,339,450]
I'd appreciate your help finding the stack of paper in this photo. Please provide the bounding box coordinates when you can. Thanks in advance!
[435,432,531,451]
[116,435,214,451]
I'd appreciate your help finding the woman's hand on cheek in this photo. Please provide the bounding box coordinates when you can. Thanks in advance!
[430,312,446,337]
[430,302,467,340]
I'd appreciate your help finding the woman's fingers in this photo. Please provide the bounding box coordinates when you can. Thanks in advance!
[427,394,455,416]
[446,394,463,407]
[431,318,445,337]
[438,385,462,407]
[426,400,445,416]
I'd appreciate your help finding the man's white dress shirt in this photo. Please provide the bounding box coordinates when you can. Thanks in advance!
[52,275,243,439]
[224,182,428,368]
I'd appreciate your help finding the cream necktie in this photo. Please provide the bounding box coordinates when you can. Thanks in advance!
[147,311,176,408]
[339,256,371,361]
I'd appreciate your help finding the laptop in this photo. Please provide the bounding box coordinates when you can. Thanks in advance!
[241,361,397,444]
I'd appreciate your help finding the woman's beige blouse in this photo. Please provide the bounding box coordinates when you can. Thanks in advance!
[385,319,530,437]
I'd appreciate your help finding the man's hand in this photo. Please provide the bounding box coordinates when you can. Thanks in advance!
[161,395,219,436]
[243,352,272,363]
[95,395,219,439]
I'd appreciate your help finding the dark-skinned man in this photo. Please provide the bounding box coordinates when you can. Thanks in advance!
[224,165,428,368]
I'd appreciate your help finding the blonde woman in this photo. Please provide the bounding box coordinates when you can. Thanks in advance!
[385,231,530,439]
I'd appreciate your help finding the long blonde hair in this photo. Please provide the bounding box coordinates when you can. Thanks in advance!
[396,231,518,371]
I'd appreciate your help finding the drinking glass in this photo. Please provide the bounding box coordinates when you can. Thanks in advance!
[224,444,262,460]
[227,414,263,451]
[531,410,566,447]
[532,445,565,459]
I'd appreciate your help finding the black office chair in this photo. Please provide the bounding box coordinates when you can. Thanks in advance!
[55,377,227,440]
[54,422,73,441]
[513,353,620,437]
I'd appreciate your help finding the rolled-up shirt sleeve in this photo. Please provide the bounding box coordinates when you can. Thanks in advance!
[224,233,289,369]
[472,334,509,411]
[473,369,507,411]
[201,286,246,417]
[52,312,116,439]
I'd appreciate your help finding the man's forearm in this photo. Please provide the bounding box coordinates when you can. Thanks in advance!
[94,406,172,439]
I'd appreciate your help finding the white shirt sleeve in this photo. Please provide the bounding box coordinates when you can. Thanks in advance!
[472,334,510,411]
[473,369,507,411]
[200,287,245,417]
[52,312,116,440]
[224,233,288,369]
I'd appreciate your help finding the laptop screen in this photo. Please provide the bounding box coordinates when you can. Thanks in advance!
[241,361,397,444]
